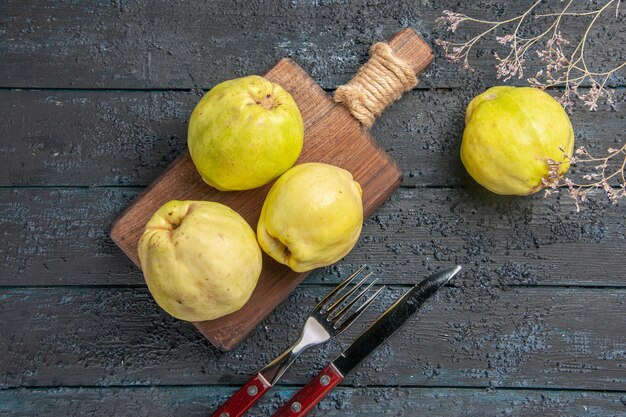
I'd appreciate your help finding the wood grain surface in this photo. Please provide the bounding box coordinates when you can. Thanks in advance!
[3,387,625,417]
[1,286,624,390]
[1,0,625,415]
[1,1,623,90]
[109,28,432,351]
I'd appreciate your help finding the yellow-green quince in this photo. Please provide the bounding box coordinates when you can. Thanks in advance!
[188,75,304,191]
[461,86,574,195]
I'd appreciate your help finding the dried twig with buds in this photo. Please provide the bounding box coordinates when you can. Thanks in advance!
[435,0,625,111]
[545,144,626,211]
[436,0,625,208]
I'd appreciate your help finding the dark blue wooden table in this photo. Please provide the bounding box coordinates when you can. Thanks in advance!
[1,1,625,416]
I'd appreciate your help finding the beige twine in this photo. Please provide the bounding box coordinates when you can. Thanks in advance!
[334,42,417,128]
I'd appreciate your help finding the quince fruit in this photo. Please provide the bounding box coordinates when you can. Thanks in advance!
[138,200,262,322]
[188,75,304,191]
[461,86,574,195]
[257,163,363,272]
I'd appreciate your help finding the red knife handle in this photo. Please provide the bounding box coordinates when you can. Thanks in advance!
[272,363,344,417]
[210,373,271,417]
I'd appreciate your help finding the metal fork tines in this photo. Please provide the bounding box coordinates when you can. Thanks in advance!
[259,266,385,385]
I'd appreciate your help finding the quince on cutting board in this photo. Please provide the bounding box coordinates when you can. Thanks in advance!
[138,200,262,322]
[257,162,364,273]
[188,75,304,191]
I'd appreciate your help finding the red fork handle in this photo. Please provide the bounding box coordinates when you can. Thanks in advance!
[272,363,344,417]
[210,373,271,417]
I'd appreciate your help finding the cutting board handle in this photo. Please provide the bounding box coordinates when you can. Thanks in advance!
[333,28,434,128]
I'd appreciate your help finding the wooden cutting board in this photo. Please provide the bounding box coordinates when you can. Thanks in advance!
[110,28,433,351]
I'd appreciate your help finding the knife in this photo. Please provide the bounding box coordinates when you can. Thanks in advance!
[271,265,461,417]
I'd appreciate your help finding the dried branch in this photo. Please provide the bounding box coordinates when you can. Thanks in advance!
[545,144,626,211]
[435,0,625,111]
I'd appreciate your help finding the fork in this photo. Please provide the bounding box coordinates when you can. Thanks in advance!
[210,266,385,417]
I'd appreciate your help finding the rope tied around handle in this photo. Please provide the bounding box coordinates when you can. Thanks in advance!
[334,42,417,128]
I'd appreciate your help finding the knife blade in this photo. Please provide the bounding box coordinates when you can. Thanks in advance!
[271,265,461,417]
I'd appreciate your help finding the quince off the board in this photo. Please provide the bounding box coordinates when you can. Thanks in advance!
[461,86,574,195]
